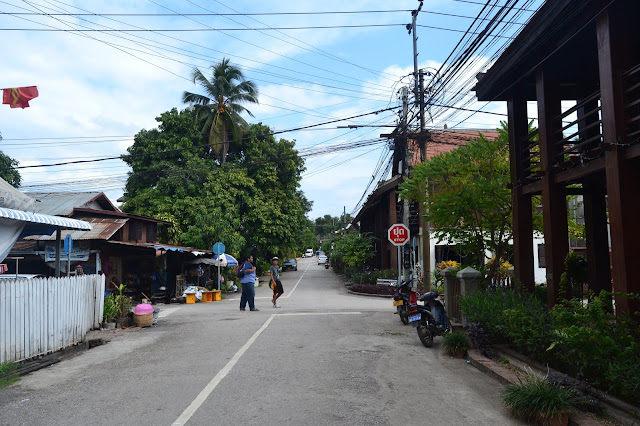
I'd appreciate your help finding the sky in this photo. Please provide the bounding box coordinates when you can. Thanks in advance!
[0,0,543,220]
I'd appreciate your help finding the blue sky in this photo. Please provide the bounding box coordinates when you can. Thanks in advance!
[0,0,542,219]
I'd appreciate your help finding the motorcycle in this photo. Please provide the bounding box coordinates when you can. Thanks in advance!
[409,291,451,347]
[324,261,330,269]
[392,279,418,325]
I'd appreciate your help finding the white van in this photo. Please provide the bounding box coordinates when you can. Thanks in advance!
[304,249,314,258]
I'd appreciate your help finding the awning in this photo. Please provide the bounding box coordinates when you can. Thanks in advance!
[0,207,92,230]
[106,241,211,255]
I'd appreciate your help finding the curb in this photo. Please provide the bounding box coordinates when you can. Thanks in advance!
[346,289,393,298]
[468,349,519,386]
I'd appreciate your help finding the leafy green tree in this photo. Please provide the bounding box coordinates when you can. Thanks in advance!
[182,58,258,163]
[331,232,375,269]
[121,111,309,259]
[0,133,21,187]
[400,122,541,280]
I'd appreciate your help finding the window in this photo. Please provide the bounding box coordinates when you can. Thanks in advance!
[146,224,157,243]
[129,221,143,241]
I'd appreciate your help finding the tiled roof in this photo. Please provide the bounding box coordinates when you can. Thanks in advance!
[409,129,499,166]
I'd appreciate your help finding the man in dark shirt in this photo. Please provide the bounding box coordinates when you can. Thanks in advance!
[240,255,258,311]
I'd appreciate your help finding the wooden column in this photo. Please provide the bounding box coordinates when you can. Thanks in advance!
[536,67,569,306]
[582,179,611,297]
[597,9,640,315]
[507,90,535,292]
[576,96,611,298]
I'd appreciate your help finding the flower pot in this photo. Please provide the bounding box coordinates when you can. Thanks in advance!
[539,411,570,426]
[102,322,116,329]
[449,348,467,358]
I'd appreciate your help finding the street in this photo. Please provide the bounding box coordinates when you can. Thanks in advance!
[0,258,518,426]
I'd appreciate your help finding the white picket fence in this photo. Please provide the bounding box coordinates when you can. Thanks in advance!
[0,274,105,363]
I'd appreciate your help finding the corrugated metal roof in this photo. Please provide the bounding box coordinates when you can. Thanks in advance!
[0,207,93,230]
[24,218,127,241]
[106,241,211,255]
[25,192,117,216]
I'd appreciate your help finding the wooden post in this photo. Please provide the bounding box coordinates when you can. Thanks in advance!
[597,8,640,315]
[536,67,569,306]
[582,179,611,298]
[507,90,535,293]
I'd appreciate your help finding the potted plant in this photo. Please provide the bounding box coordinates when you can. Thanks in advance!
[502,375,578,426]
[102,296,117,329]
[112,282,132,328]
[442,331,470,358]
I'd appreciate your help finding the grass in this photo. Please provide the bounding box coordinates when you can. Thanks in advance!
[442,331,470,356]
[0,362,20,389]
[502,375,578,424]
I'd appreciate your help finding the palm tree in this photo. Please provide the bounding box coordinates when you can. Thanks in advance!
[182,58,258,163]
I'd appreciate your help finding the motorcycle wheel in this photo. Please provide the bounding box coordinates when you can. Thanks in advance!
[417,322,434,348]
[398,305,409,325]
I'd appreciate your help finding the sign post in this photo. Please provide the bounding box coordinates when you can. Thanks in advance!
[213,242,226,290]
[64,234,73,277]
[388,224,410,285]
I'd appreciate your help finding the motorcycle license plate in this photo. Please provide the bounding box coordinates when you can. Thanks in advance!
[408,314,421,323]
[393,300,403,306]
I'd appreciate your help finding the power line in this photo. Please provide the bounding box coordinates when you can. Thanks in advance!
[0,9,412,17]
[4,106,400,170]
[2,0,398,98]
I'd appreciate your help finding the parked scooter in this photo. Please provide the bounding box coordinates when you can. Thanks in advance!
[409,291,450,347]
[324,261,330,269]
[392,279,418,325]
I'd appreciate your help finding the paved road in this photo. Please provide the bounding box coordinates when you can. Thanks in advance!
[0,258,519,425]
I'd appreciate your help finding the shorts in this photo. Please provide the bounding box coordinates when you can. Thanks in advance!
[272,279,284,294]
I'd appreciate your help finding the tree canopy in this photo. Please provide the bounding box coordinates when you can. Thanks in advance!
[0,133,21,187]
[121,108,310,259]
[400,123,540,278]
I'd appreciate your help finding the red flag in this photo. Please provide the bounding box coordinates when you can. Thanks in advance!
[2,86,39,108]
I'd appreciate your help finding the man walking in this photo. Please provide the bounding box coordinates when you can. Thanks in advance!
[240,255,259,311]
[270,257,284,308]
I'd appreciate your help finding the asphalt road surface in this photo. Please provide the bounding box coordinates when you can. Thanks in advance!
[0,257,520,425]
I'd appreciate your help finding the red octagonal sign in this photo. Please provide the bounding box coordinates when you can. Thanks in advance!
[388,224,410,246]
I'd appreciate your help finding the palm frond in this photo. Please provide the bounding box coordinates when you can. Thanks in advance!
[182,91,211,105]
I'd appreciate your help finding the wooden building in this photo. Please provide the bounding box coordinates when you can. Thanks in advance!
[475,0,640,315]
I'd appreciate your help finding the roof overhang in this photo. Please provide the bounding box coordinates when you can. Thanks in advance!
[106,241,211,255]
[475,0,599,101]
[0,206,92,231]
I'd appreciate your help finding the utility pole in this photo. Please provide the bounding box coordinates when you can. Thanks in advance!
[408,1,431,289]
[343,206,346,234]
[419,70,431,290]
[401,87,411,282]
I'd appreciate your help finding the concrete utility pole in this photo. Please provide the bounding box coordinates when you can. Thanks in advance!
[401,87,411,282]
[408,1,431,289]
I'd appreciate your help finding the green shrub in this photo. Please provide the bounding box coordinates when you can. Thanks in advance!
[103,296,118,323]
[461,289,640,404]
[502,375,578,424]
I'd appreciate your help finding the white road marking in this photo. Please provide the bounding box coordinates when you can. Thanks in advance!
[170,310,361,425]
[171,314,276,426]
[281,260,310,299]
[158,307,179,318]
[277,312,362,316]
[228,258,312,301]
